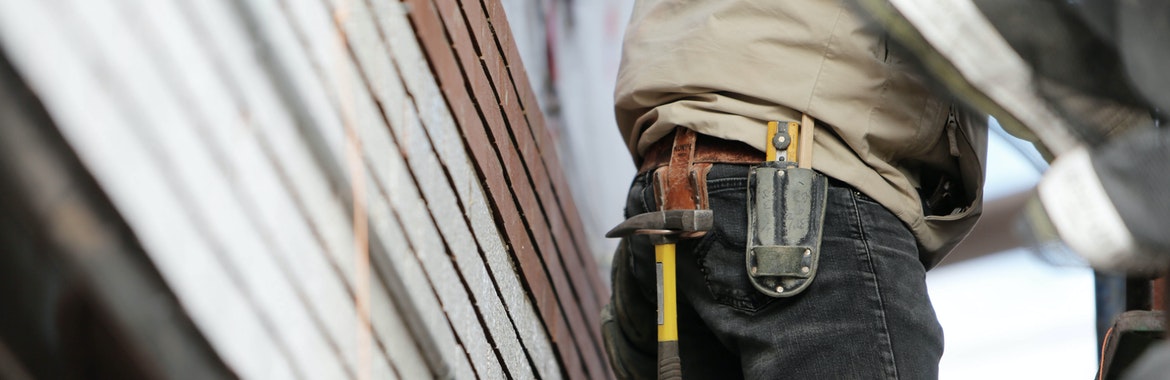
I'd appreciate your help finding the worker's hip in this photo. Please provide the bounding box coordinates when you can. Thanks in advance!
[610,163,943,378]
[621,163,926,310]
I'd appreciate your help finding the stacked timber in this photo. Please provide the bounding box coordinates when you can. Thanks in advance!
[0,0,609,379]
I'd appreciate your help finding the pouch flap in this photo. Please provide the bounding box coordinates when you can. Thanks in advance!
[750,246,813,278]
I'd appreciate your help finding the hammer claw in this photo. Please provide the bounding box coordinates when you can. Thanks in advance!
[605,209,713,239]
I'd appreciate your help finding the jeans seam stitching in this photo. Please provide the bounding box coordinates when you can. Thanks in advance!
[705,186,741,195]
[851,192,901,380]
[705,178,746,191]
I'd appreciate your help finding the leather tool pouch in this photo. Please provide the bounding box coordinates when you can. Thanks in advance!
[746,161,828,298]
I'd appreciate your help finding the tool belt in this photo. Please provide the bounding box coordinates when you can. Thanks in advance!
[635,129,757,217]
[638,121,829,299]
[638,131,764,175]
[638,129,763,213]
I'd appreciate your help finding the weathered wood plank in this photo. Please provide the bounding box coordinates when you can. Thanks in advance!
[159,0,456,376]
[487,10,615,362]
[402,0,561,337]
[481,0,610,309]
[0,1,300,378]
[471,1,611,365]
[3,0,610,377]
[326,2,535,377]
[460,0,606,336]
[370,2,561,378]
[149,0,477,377]
[422,0,607,376]
[272,0,510,377]
[402,0,595,373]
[178,0,390,375]
[365,168,477,380]
[368,270,432,379]
[337,19,519,380]
[370,350,399,380]
[42,0,358,377]
[355,80,508,380]
[449,0,602,326]
[119,1,411,378]
[481,0,608,303]
[192,0,480,376]
[0,54,240,380]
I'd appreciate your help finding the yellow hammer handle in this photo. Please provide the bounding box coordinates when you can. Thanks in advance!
[656,243,678,340]
[656,243,681,379]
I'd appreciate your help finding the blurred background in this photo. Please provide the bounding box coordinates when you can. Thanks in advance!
[501,0,1097,378]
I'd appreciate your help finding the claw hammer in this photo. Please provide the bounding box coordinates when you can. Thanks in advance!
[607,209,712,379]
[607,127,712,379]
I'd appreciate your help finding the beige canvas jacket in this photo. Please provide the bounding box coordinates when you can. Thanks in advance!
[615,0,988,267]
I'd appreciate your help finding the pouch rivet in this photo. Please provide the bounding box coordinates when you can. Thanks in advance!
[750,266,758,275]
[803,249,811,257]
[776,286,785,293]
[801,266,810,274]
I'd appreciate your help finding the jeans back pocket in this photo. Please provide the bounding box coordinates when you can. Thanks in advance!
[695,176,778,313]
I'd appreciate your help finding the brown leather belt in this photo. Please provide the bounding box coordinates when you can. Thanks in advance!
[638,128,765,175]
[640,127,764,211]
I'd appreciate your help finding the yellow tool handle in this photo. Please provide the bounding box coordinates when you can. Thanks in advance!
[656,243,681,379]
[799,114,815,168]
[765,121,801,163]
[656,243,679,340]
[766,121,779,161]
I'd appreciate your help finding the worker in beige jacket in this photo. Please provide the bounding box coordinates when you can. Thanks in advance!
[603,0,987,378]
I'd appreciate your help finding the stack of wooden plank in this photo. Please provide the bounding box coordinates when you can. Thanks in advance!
[0,0,608,378]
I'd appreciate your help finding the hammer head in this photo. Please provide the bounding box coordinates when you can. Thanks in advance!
[605,209,714,241]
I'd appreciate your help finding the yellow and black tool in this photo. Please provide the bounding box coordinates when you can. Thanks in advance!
[746,115,826,298]
[765,115,814,167]
[607,208,712,379]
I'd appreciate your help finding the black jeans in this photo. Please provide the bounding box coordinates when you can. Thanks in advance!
[604,164,943,379]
